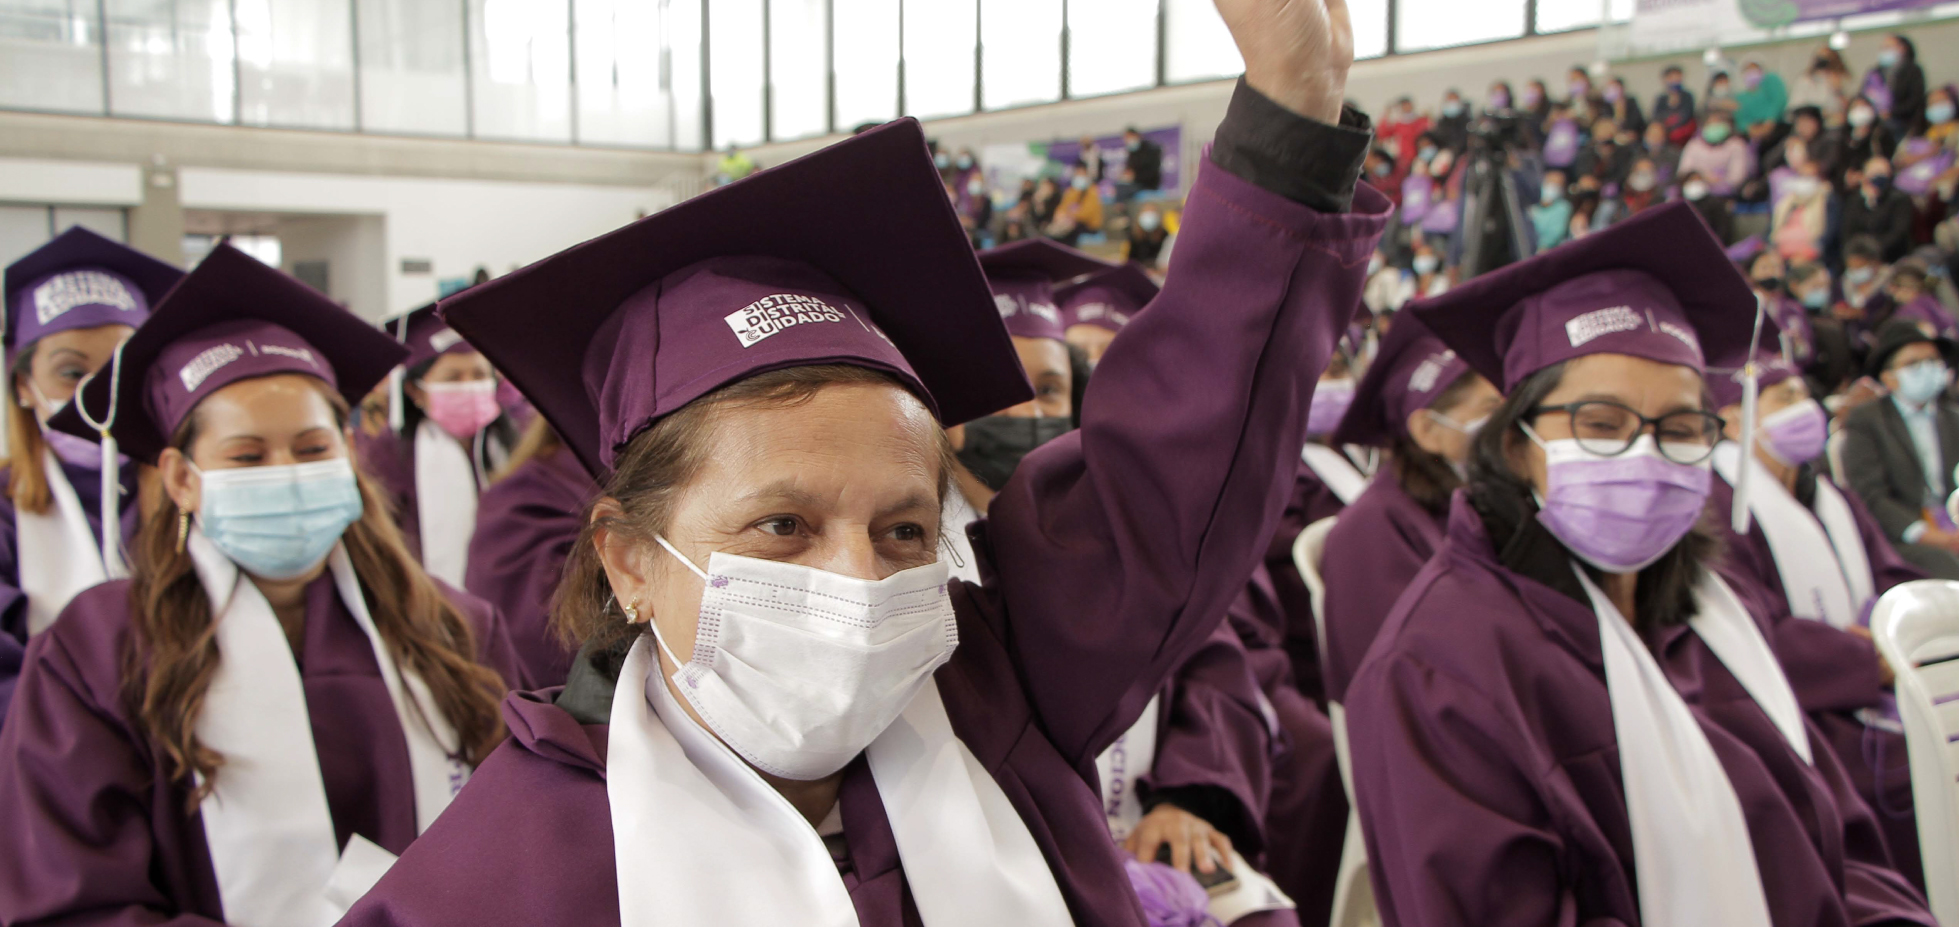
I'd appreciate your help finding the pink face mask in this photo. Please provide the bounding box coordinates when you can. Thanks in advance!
[1527,430,1712,573]
[422,380,501,440]
[1757,399,1828,466]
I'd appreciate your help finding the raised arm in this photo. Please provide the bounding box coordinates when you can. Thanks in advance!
[980,0,1388,769]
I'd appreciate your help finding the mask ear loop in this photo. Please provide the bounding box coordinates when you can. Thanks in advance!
[644,536,711,674]
[68,338,128,579]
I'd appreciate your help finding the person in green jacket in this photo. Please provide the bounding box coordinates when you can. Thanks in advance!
[1736,61,1789,141]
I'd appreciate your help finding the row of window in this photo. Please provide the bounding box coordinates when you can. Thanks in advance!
[0,0,1632,152]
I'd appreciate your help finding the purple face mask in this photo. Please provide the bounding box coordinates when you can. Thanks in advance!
[1529,431,1712,573]
[1308,378,1356,436]
[1757,398,1828,466]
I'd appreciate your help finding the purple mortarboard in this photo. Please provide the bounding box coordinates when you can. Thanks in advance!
[51,244,407,465]
[4,227,181,364]
[1056,262,1159,333]
[1708,346,1798,410]
[386,302,479,370]
[1330,315,1473,448]
[1411,202,1758,393]
[977,239,1116,343]
[438,119,1030,477]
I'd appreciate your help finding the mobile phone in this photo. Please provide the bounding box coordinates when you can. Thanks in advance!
[1155,845,1239,895]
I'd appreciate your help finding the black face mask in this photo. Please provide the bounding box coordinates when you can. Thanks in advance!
[1754,276,1784,293]
[956,416,1074,491]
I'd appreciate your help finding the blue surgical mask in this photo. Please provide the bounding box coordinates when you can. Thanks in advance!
[1414,254,1441,275]
[1071,175,1090,191]
[1801,287,1830,309]
[1896,360,1949,406]
[1929,103,1955,125]
[1138,211,1162,231]
[1877,49,1900,68]
[193,458,364,580]
[1442,101,1464,118]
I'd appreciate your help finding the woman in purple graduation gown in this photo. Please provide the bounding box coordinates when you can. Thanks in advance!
[1705,347,1928,890]
[1,228,179,723]
[1348,203,1933,927]
[464,417,598,688]
[1318,315,1501,704]
[357,304,520,590]
[0,246,528,926]
[339,3,1386,923]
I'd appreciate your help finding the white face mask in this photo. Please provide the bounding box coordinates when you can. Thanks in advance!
[651,536,959,781]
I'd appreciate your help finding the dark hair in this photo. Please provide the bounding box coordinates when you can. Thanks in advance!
[1845,234,1884,262]
[1889,263,1929,289]
[1663,64,1684,76]
[1791,105,1824,124]
[127,379,507,807]
[1388,370,1482,512]
[1788,261,1828,287]
[554,365,957,656]
[1464,362,1720,631]
[1888,33,1916,61]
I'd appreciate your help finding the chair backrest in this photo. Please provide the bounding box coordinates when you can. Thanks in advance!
[1869,579,1959,927]
[1827,428,1847,485]
[1292,516,1339,664]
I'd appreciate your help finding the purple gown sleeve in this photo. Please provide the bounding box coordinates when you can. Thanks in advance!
[1142,623,1275,856]
[983,125,1388,769]
[0,611,225,926]
[1349,655,1600,927]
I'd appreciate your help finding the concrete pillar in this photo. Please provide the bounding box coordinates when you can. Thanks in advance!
[128,162,185,267]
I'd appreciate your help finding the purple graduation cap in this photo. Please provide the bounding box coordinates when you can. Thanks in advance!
[50,243,407,465]
[385,302,479,370]
[1411,202,1760,392]
[1056,262,1159,333]
[1330,315,1471,448]
[4,227,181,364]
[437,119,1031,477]
[1708,345,1799,411]
[976,239,1117,343]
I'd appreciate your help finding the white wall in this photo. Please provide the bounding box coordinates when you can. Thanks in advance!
[277,214,388,318]
[176,168,678,318]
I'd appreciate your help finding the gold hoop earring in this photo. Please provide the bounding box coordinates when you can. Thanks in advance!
[175,511,190,553]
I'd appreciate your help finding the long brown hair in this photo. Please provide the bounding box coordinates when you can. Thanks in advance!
[1387,369,1484,513]
[125,380,508,805]
[5,347,53,515]
[489,414,563,486]
[555,365,955,656]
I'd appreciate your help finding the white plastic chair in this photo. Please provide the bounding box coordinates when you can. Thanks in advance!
[1291,516,1378,927]
[1869,580,1959,927]
[1826,428,1848,485]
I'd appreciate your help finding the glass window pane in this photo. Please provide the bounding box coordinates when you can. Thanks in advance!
[1535,0,1632,32]
[669,0,705,150]
[708,0,763,147]
[234,0,354,129]
[768,0,827,140]
[357,0,465,136]
[106,0,236,123]
[1396,0,1524,52]
[1162,0,1237,84]
[832,0,895,129]
[0,0,106,113]
[470,0,572,142]
[980,0,1057,110]
[577,0,693,146]
[1350,0,1387,59]
[1066,0,1155,98]
[902,0,973,119]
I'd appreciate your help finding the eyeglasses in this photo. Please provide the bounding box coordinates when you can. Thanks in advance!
[1526,401,1726,464]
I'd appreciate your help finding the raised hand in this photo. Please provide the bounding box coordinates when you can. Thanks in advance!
[1213,0,1355,123]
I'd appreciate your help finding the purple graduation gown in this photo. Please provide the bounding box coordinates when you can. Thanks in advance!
[337,154,1391,927]
[1144,624,1300,927]
[1268,454,1349,703]
[0,457,139,724]
[0,573,527,925]
[1707,469,1928,890]
[1347,494,1934,927]
[463,446,596,688]
[1318,475,1446,704]
[1226,566,1347,927]
[355,428,426,561]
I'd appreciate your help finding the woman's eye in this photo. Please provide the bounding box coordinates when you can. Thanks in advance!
[760,517,800,537]
[890,524,924,543]
[227,454,263,465]
[55,366,88,383]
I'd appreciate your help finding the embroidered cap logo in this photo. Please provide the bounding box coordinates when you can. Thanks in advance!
[724,293,849,348]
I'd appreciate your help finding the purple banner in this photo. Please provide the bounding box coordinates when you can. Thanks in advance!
[1783,0,1938,22]
[1044,126,1183,195]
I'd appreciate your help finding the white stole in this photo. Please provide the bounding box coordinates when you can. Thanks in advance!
[16,450,126,635]
[1712,444,1874,629]
[1581,566,1810,927]
[413,420,477,588]
[1094,694,1160,841]
[1301,444,1368,505]
[607,637,1074,926]
[187,529,469,926]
